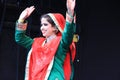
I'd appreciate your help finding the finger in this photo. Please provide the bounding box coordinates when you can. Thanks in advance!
[27,8,35,16]
[29,6,35,10]
[29,7,35,14]
[29,6,35,12]
[30,6,35,8]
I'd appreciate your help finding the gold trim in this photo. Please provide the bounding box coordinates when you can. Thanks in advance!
[16,20,27,30]
[47,13,63,33]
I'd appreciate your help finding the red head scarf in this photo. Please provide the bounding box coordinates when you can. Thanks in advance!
[47,13,65,36]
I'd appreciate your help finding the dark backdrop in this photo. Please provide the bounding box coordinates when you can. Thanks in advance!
[79,0,120,80]
[0,0,120,80]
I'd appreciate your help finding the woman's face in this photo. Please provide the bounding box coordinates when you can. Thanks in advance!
[40,18,56,38]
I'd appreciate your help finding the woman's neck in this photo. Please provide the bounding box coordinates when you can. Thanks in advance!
[46,34,57,43]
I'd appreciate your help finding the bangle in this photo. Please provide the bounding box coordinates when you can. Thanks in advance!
[67,10,74,18]
[66,12,73,23]
[18,19,24,23]
[16,22,27,30]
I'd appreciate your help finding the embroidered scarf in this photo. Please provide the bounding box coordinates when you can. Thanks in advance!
[25,36,76,80]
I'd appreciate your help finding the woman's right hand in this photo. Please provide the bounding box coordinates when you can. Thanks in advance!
[18,6,35,22]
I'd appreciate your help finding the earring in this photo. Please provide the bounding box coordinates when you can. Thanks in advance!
[55,29,58,34]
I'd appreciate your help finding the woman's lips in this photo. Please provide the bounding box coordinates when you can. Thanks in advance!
[42,30,46,34]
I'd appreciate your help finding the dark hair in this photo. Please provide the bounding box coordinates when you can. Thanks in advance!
[40,14,59,34]
[40,14,55,27]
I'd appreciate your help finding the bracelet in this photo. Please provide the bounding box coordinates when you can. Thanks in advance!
[66,12,74,23]
[16,20,28,30]
[18,19,24,23]
[67,11,74,18]
[16,22,27,30]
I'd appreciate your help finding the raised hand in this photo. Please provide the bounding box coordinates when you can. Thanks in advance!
[18,6,35,22]
[66,0,76,16]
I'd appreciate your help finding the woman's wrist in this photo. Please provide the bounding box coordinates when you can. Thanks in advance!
[16,20,27,30]
[67,9,74,16]
[66,11,74,23]
[18,19,25,23]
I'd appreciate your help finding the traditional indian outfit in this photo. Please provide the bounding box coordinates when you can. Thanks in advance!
[15,13,76,80]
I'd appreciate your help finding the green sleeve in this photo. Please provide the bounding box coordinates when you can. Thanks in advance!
[48,21,75,80]
[15,29,34,49]
[56,21,75,62]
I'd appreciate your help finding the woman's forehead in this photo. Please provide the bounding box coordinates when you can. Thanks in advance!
[41,18,48,22]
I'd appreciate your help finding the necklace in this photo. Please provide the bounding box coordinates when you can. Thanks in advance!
[46,35,57,43]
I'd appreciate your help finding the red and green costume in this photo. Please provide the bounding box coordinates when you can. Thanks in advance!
[15,13,76,80]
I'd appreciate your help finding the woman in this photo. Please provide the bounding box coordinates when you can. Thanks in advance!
[15,0,76,80]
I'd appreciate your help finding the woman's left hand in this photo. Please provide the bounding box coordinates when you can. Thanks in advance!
[66,0,76,16]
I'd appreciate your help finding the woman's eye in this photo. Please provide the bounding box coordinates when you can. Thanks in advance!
[43,23,48,26]
[41,23,48,26]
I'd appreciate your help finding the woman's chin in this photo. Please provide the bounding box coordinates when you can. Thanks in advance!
[42,34,47,37]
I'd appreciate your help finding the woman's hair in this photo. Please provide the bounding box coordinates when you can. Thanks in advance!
[40,14,59,34]
[40,14,55,27]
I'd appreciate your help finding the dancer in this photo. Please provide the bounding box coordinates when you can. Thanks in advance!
[15,0,76,79]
